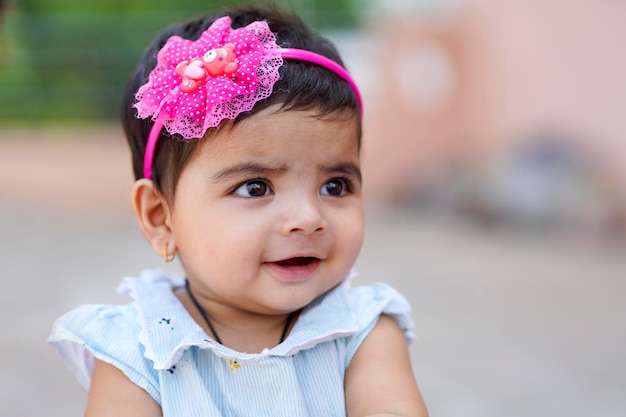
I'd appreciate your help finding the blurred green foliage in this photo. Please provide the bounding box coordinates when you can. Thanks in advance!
[0,0,357,123]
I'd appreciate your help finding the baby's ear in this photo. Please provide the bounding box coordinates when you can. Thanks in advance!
[131,179,175,258]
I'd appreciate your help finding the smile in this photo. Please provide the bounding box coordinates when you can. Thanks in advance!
[275,257,318,267]
[265,257,321,282]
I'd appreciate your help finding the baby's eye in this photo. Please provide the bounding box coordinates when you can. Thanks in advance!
[320,178,349,196]
[234,180,271,198]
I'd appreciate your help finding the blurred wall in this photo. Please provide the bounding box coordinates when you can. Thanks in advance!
[359,0,626,208]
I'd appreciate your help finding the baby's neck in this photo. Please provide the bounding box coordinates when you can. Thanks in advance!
[213,321,291,353]
[175,287,298,353]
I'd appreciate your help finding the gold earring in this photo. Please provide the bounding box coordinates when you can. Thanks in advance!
[163,242,175,263]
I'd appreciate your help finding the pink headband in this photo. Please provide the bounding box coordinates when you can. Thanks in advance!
[134,16,363,179]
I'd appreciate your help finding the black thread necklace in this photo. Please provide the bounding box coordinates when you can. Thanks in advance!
[185,279,297,345]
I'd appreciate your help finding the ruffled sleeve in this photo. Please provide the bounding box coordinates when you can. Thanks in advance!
[48,303,161,404]
[344,283,415,366]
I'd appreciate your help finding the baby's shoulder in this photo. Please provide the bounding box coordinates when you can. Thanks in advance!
[348,282,412,321]
[53,301,140,337]
[48,300,162,402]
[335,282,415,365]
[51,270,180,341]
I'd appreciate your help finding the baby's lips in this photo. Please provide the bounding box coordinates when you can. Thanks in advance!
[274,256,319,267]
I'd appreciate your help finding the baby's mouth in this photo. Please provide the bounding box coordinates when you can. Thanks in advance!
[266,256,321,281]
[274,257,319,267]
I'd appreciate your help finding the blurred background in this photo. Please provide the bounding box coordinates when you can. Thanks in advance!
[1,0,625,416]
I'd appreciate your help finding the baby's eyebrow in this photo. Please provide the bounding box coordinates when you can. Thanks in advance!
[211,162,287,182]
[322,161,362,184]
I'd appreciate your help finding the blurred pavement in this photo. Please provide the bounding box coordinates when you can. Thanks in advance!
[1,127,625,416]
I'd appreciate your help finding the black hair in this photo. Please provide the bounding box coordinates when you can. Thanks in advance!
[121,4,361,200]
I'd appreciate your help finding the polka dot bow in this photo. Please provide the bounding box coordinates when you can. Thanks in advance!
[134,16,283,139]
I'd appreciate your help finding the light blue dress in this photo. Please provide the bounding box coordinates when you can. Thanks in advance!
[48,269,414,416]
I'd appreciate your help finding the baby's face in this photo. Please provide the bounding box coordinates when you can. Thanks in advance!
[169,105,363,315]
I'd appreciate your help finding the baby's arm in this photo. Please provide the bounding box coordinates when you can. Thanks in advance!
[344,315,428,417]
[85,359,162,417]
